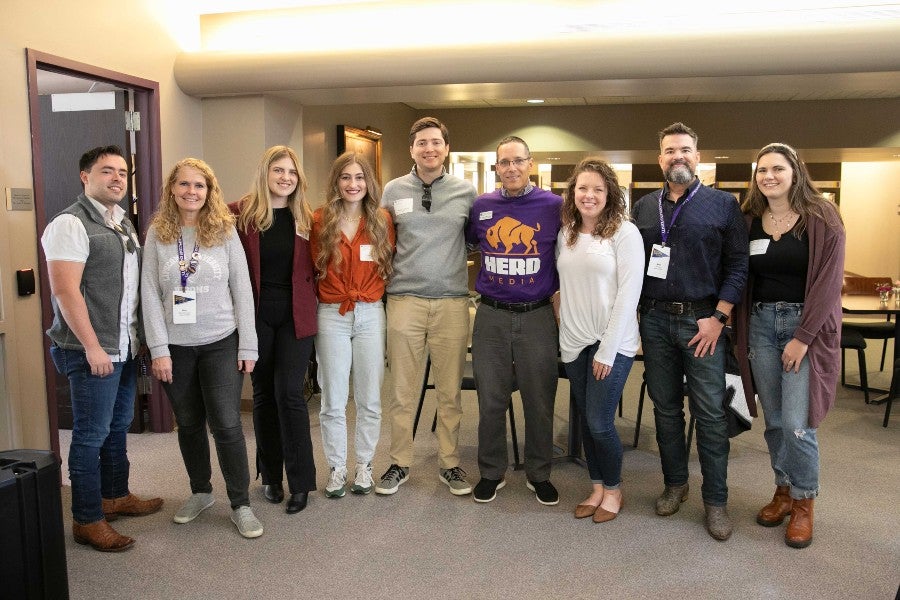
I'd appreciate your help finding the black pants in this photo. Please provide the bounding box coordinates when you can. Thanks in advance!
[251,297,317,493]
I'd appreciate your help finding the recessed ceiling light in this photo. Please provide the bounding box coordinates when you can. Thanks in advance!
[714,155,730,159]
[526,98,545,104]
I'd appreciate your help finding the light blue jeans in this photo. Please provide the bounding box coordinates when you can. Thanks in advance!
[316,301,385,468]
[749,302,819,499]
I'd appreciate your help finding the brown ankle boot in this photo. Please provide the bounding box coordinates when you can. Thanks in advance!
[785,498,814,548]
[102,493,164,521]
[73,519,135,552]
[756,485,792,527]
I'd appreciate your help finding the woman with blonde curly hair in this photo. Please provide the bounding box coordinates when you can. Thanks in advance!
[229,146,318,514]
[311,152,394,497]
[556,157,644,522]
[142,158,263,538]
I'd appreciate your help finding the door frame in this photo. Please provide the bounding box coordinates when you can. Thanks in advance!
[25,49,169,458]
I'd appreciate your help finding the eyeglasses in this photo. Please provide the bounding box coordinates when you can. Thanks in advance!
[422,184,432,212]
[496,157,530,169]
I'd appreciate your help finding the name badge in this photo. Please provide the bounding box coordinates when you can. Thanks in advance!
[647,243,670,279]
[394,197,413,215]
[359,244,374,261]
[586,239,605,254]
[172,289,197,324]
[479,210,493,221]
[749,238,770,256]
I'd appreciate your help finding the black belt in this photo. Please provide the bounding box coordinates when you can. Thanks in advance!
[480,295,552,313]
[639,297,715,315]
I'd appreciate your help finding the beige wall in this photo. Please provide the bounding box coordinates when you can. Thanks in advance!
[841,162,900,277]
[0,1,203,450]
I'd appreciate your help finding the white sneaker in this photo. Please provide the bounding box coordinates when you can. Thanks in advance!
[325,466,348,498]
[173,493,215,524]
[231,506,263,539]
[350,463,374,495]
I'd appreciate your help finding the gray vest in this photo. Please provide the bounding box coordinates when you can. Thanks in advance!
[46,194,139,354]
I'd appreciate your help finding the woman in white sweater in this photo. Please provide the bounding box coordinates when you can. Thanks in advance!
[557,157,644,523]
[141,158,261,539]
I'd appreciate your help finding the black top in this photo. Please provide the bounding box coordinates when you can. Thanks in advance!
[749,217,808,303]
[259,207,294,301]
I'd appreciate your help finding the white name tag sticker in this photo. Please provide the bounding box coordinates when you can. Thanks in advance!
[172,289,197,324]
[749,238,770,256]
[359,244,374,261]
[479,210,493,221]
[586,239,604,254]
[647,243,670,279]
[393,197,414,215]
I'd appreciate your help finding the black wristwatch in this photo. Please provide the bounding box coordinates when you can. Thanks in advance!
[712,310,729,325]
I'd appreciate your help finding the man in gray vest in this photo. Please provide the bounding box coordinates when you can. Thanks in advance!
[42,146,162,551]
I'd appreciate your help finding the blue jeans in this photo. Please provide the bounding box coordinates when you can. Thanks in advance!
[749,302,818,498]
[163,332,250,509]
[50,346,135,524]
[316,301,385,468]
[639,307,730,505]
[564,345,634,488]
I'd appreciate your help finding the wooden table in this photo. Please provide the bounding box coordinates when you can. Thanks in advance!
[842,294,899,401]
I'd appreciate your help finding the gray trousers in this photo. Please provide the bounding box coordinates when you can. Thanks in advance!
[472,303,558,482]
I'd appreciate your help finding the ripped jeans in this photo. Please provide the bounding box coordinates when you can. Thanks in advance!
[749,302,819,498]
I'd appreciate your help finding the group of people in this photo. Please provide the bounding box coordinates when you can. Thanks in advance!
[44,117,844,552]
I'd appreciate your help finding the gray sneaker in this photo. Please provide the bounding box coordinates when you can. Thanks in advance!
[173,493,215,524]
[705,504,733,541]
[231,506,263,539]
[374,464,409,495]
[350,463,374,495]
[440,467,472,495]
[655,483,689,516]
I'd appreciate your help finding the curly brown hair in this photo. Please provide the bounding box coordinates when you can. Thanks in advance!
[562,157,628,247]
[314,152,393,281]
[150,158,235,247]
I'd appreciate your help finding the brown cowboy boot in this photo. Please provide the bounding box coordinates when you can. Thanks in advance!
[73,519,135,552]
[756,485,792,527]
[785,498,814,548]
[102,493,164,521]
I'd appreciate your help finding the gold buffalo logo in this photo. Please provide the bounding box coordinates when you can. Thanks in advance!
[486,216,541,255]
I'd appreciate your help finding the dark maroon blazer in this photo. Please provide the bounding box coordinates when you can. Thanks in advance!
[229,201,317,339]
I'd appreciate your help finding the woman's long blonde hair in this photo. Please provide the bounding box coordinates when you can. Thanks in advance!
[314,152,393,281]
[562,157,628,247]
[236,145,313,236]
[150,158,234,246]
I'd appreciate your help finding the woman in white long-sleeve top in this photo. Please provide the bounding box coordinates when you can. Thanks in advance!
[556,158,645,523]
[141,158,262,539]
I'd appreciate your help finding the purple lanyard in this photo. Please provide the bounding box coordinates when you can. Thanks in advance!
[177,235,200,292]
[657,183,701,246]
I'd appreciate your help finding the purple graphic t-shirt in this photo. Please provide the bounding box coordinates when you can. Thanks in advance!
[467,187,562,303]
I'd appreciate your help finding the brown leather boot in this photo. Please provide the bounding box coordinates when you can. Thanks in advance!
[73,519,135,552]
[102,493,164,521]
[785,498,814,548]
[756,485,792,527]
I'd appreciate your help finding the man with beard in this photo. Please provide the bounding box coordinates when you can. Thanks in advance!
[632,123,748,540]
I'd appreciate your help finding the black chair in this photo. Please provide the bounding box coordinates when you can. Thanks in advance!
[413,353,521,469]
[840,325,870,404]
[883,358,898,428]
[634,372,696,451]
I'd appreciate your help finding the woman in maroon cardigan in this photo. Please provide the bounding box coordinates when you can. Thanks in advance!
[229,146,318,514]
[733,142,845,549]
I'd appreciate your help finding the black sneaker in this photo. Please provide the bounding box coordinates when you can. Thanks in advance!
[526,480,559,506]
[473,477,506,503]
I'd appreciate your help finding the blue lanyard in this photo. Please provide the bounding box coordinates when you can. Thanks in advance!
[657,182,701,246]
[177,235,200,292]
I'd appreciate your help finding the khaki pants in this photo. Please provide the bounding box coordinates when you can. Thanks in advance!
[385,295,469,469]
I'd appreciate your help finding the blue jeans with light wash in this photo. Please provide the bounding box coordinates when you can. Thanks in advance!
[749,302,818,499]
[316,301,385,469]
[639,306,730,506]
[564,344,634,489]
[50,345,136,524]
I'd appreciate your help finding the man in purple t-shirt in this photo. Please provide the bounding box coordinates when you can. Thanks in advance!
[466,136,562,505]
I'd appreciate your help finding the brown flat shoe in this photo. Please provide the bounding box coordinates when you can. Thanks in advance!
[73,519,135,552]
[574,503,599,519]
[102,493,164,521]
[593,497,624,523]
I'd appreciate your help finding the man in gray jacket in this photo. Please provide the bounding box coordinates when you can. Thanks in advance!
[42,145,162,551]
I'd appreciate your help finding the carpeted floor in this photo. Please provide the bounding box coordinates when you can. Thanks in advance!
[57,341,899,600]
